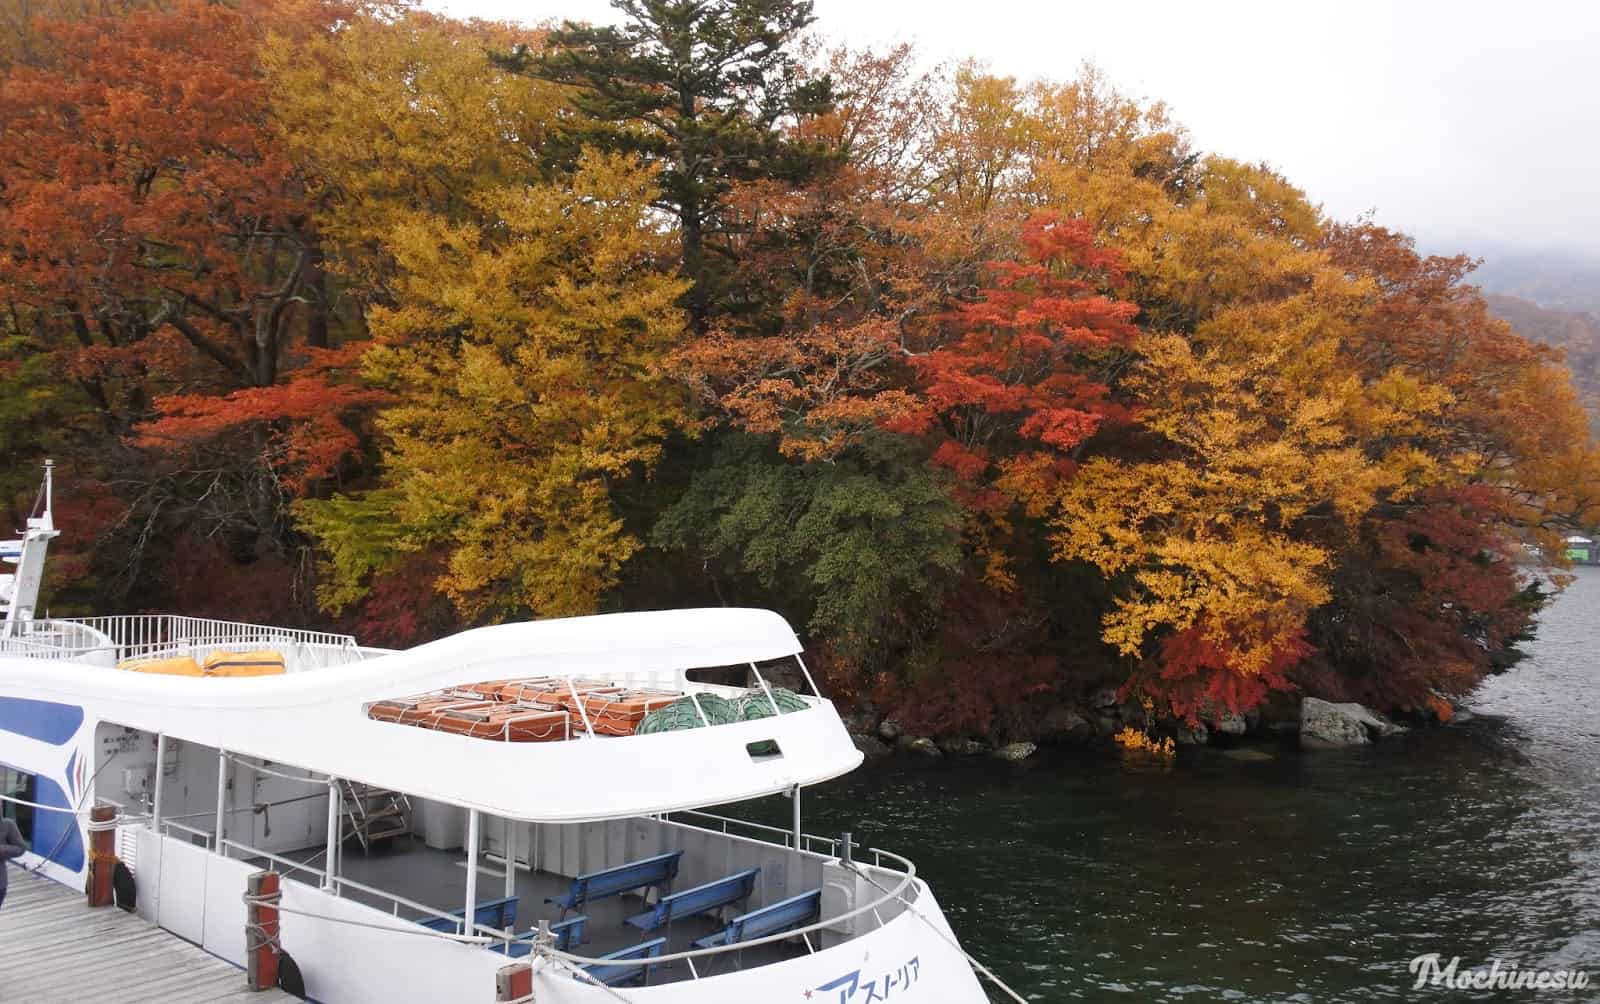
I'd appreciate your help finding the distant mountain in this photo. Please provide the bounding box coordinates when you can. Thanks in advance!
[1486,293,1600,431]
[1467,247,1600,315]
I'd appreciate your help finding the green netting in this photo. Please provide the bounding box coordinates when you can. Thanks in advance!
[737,686,809,721]
[636,693,740,734]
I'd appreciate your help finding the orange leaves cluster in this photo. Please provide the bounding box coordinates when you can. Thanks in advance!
[136,346,388,492]
[667,319,919,461]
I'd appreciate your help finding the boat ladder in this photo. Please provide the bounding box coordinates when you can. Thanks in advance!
[337,780,413,854]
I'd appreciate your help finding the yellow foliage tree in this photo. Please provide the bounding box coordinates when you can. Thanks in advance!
[280,13,690,619]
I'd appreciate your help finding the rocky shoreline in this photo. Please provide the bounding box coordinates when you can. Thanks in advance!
[840,693,1430,762]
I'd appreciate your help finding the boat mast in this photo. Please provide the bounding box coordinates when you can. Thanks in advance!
[1,459,61,629]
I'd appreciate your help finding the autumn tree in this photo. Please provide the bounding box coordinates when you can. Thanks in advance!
[520,0,836,327]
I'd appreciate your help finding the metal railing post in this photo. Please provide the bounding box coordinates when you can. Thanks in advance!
[464,809,481,935]
[151,734,167,832]
[323,779,340,890]
[215,748,228,851]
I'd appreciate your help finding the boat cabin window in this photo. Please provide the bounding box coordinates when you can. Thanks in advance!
[1,766,35,845]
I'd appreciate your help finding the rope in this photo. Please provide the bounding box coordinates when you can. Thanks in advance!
[843,862,1032,1004]
[7,749,122,875]
[277,903,497,943]
[241,886,285,957]
[531,949,636,1004]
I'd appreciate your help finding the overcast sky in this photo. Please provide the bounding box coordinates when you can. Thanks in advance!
[423,0,1600,261]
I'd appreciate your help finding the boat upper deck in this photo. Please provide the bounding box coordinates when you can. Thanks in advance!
[0,608,864,822]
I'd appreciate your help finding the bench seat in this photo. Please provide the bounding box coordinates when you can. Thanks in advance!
[691,888,822,950]
[417,895,518,934]
[577,936,667,987]
[546,850,683,918]
[490,914,588,957]
[625,867,759,934]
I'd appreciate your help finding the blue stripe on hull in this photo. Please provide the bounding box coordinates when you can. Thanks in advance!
[0,696,84,746]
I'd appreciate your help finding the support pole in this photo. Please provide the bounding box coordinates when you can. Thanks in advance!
[86,805,116,907]
[503,817,516,899]
[215,748,228,851]
[791,784,802,850]
[246,870,281,991]
[464,809,480,936]
[323,779,340,890]
[151,733,167,832]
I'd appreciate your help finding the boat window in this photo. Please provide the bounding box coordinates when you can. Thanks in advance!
[746,740,784,761]
[1,766,35,845]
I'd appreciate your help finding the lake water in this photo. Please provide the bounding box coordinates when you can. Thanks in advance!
[775,567,1600,1002]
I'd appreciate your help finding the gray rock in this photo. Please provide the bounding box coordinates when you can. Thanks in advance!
[1038,707,1093,744]
[1215,710,1248,736]
[905,737,942,757]
[1094,714,1120,736]
[992,741,1037,762]
[851,733,891,758]
[1451,708,1476,725]
[937,737,988,756]
[1091,687,1120,709]
[1173,722,1209,745]
[1300,697,1409,749]
[877,718,902,743]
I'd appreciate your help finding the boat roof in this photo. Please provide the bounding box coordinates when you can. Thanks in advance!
[1,608,862,821]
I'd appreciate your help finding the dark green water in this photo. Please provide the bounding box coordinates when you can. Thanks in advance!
[765,568,1600,1002]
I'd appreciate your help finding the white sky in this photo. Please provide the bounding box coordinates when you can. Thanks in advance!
[423,0,1600,259]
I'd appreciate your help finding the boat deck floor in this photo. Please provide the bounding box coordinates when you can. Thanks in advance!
[0,869,292,1003]
[259,836,806,984]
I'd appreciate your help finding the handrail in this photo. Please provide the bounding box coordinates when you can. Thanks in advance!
[531,846,921,973]
[221,839,327,885]
[668,809,873,860]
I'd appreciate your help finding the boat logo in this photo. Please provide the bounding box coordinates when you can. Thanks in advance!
[64,746,87,804]
[809,956,920,1001]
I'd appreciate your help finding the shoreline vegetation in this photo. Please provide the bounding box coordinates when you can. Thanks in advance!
[3,0,1597,758]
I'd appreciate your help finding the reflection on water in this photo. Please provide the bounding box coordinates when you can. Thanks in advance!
[775,568,1600,1002]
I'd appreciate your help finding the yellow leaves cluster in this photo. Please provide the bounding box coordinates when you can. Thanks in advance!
[281,13,690,620]
[364,152,690,619]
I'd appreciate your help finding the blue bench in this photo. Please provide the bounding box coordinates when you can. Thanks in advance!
[576,937,667,988]
[691,887,822,951]
[417,895,518,934]
[624,867,760,935]
[491,914,588,957]
[546,851,683,919]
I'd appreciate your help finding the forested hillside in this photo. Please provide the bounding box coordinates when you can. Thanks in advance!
[1486,294,1600,431]
[3,0,1598,743]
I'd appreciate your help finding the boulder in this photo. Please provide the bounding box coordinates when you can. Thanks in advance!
[877,718,903,743]
[1037,707,1093,745]
[1299,698,1409,749]
[851,733,892,758]
[1091,687,1120,710]
[992,741,1037,762]
[1450,709,1476,725]
[1094,714,1120,736]
[1214,710,1248,736]
[937,737,988,756]
[1173,722,1209,746]
[905,736,942,757]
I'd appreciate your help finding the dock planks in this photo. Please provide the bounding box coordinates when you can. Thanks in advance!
[0,869,292,1003]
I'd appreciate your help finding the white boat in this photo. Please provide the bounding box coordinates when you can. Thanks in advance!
[0,463,996,1003]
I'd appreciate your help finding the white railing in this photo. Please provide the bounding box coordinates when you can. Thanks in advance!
[0,615,371,670]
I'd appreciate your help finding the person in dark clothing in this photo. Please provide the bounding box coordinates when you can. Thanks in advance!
[0,816,27,911]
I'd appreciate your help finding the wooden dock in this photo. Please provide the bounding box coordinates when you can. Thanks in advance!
[0,870,293,1002]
